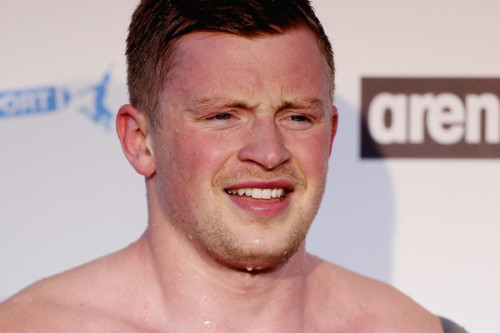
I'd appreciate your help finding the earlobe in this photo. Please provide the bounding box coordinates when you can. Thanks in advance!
[116,104,156,177]
[329,106,338,155]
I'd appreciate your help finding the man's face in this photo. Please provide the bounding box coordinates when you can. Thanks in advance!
[149,28,336,271]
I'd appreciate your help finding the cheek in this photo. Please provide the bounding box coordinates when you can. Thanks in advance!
[288,130,331,178]
[174,130,237,184]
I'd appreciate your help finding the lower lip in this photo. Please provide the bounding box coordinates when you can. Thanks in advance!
[228,194,292,218]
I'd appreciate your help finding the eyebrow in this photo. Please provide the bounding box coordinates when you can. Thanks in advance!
[186,97,257,111]
[275,98,325,111]
[186,96,325,112]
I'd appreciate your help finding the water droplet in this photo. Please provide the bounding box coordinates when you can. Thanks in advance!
[203,320,212,328]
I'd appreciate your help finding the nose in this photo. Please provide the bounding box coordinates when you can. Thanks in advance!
[238,117,292,170]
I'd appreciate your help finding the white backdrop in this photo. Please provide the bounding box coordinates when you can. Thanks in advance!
[1,1,498,332]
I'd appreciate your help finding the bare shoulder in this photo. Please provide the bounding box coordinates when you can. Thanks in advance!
[0,277,84,332]
[305,255,443,332]
[0,243,146,332]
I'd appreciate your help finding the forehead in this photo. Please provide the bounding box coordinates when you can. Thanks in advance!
[163,28,332,106]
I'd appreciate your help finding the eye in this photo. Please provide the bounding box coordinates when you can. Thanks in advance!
[280,113,314,130]
[201,111,242,129]
[206,112,233,121]
[290,114,310,122]
[214,113,232,120]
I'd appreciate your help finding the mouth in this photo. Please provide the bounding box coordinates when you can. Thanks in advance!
[222,180,295,217]
[224,187,288,200]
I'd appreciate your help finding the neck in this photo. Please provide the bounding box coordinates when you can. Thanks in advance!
[134,220,312,332]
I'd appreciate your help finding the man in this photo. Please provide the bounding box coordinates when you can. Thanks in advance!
[0,0,466,332]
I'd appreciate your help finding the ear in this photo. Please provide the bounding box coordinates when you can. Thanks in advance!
[329,106,338,155]
[116,104,156,177]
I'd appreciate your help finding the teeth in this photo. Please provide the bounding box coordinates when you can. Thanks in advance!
[226,188,285,199]
[251,188,262,199]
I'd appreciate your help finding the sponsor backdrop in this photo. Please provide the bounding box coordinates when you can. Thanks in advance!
[1,1,498,331]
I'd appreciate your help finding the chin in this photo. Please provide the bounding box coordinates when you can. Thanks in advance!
[194,201,314,272]
[204,230,307,273]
